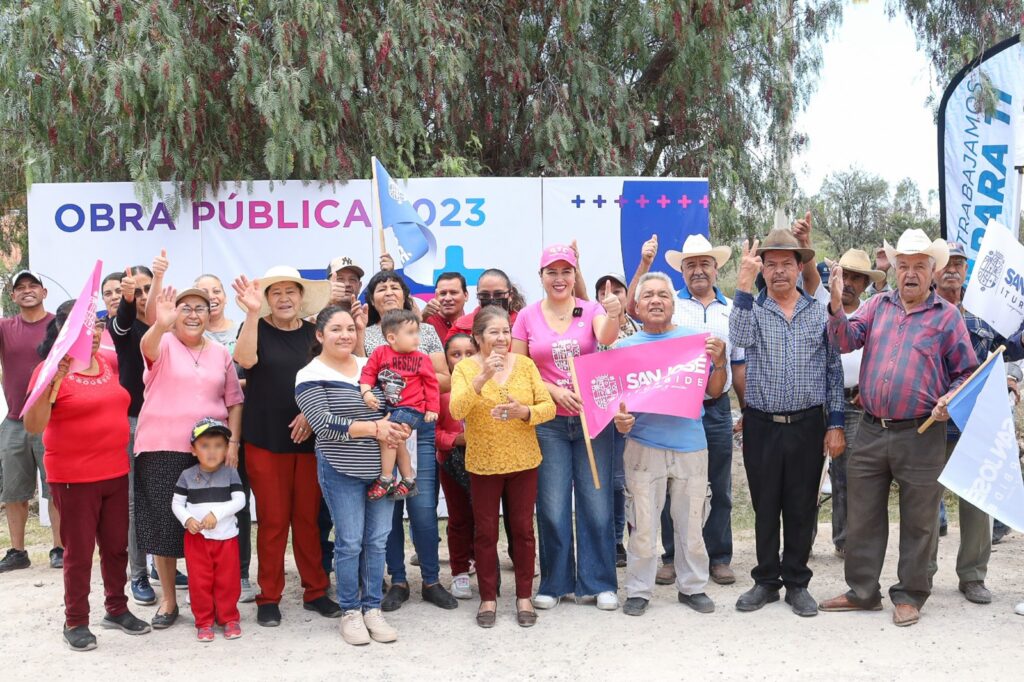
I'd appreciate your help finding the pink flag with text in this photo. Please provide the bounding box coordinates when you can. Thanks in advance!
[20,260,103,417]
[571,332,711,435]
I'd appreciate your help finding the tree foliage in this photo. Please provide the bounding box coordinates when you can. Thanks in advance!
[0,0,842,243]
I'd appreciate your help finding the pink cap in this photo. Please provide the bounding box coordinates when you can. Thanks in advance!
[540,244,578,269]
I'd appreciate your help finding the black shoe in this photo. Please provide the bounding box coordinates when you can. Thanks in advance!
[150,567,189,589]
[101,610,152,635]
[615,543,627,568]
[257,603,282,627]
[422,582,458,610]
[63,625,97,651]
[678,592,715,613]
[49,547,64,569]
[784,587,818,617]
[735,585,780,612]
[381,583,410,612]
[992,528,1010,545]
[623,597,649,616]
[303,595,342,618]
[151,606,179,629]
[0,548,30,573]
[939,524,948,537]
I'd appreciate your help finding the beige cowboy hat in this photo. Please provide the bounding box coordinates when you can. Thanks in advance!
[257,265,331,318]
[836,249,887,286]
[755,228,815,264]
[882,229,949,271]
[665,234,732,271]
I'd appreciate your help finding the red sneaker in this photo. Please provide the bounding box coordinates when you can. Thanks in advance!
[367,476,393,501]
[223,621,242,640]
[389,478,418,500]
[196,626,215,643]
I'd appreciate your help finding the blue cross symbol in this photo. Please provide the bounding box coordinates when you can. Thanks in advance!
[571,194,585,208]
[593,195,606,208]
[434,245,487,286]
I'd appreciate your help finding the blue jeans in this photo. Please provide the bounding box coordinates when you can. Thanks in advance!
[316,456,394,612]
[536,416,616,598]
[385,421,440,585]
[609,429,627,544]
[662,395,733,565]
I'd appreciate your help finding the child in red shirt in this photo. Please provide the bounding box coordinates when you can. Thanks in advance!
[361,310,440,500]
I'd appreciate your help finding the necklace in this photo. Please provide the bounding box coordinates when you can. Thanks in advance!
[184,339,206,368]
[545,300,575,321]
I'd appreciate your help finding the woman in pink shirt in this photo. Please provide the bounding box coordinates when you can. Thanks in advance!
[133,287,244,629]
[510,244,621,611]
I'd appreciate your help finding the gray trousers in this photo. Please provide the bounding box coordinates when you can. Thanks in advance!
[127,417,147,581]
[927,439,991,583]
[844,418,945,609]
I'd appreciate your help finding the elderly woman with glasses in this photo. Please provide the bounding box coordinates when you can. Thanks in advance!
[132,286,244,630]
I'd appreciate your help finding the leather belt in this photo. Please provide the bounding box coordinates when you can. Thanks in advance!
[862,413,928,431]
[746,406,822,425]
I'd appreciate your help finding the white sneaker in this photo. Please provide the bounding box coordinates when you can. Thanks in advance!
[340,610,370,646]
[239,578,256,604]
[362,608,398,643]
[451,573,472,600]
[532,594,560,610]
[1015,602,1024,616]
[596,591,620,611]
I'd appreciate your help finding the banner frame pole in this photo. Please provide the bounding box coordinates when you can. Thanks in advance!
[370,156,386,258]
[918,344,1006,433]
[568,355,601,490]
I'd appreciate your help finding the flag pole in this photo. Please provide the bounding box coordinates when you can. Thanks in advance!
[568,355,601,490]
[918,344,1006,433]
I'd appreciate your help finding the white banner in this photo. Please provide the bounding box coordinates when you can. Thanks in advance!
[940,37,1024,274]
[964,220,1024,338]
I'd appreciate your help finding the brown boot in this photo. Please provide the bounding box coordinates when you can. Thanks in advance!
[819,593,882,612]
[655,563,676,585]
[710,564,735,585]
[892,603,920,627]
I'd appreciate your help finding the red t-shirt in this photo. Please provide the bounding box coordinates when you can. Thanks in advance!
[29,355,131,484]
[435,392,464,463]
[424,313,457,346]
[360,345,440,414]
[0,313,55,419]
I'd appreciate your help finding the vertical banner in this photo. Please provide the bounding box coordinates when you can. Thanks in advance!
[963,220,1024,337]
[938,35,1024,275]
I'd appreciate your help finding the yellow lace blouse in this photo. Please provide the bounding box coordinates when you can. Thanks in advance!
[449,354,556,475]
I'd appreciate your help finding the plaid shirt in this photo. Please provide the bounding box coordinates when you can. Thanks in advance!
[730,289,844,427]
[828,289,978,420]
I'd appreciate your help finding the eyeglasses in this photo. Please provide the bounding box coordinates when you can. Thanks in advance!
[477,291,509,303]
[179,305,210,315]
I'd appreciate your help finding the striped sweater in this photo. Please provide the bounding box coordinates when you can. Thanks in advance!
[295,357,386,480]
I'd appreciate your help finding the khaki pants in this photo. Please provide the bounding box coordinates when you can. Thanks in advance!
[623,439,709,599]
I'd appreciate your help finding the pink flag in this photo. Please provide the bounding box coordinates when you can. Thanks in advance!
[21,260,103,417]
[571,332,711,435]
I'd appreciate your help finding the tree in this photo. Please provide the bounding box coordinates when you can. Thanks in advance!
[0,0,843,244]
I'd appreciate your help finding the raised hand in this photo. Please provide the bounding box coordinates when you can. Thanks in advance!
[153,286,178,329]
[570,239,580,264]
[380,252,395,271]
[830,265,845,312]
[121,266,137,303]
[351,302,368,331]
[329,280,352,305]
[600,279,622,319]
[614,401,635,434]
[481,350,505,380]
[152,248,169,277]
[232,275,262,317]
[874,247,890,274]
[736,238,762,293]
[422,297,442,319]
[792,211,813,248]
[640,234,658,266]
[705,337,726,365]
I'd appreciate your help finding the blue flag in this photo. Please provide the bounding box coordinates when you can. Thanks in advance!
[939,354,1024,531]
[373,157,437,285]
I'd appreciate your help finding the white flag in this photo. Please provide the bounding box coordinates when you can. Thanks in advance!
[963,220,1024,338]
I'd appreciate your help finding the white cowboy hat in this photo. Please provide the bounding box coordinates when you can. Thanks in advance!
[665,234,732,271]
[883,229,949,271]
[836,249,887,287]
[257,266,331,318]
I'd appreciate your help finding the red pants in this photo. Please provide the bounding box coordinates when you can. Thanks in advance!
[470,467,538,600]
[438,464,474,576]
[50,475,129,627]
[246,445,327,605]
[184,533,241,628]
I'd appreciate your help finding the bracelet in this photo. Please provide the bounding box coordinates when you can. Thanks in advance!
[361,390,372,397]
[228,440,240,445]
[712,364,726,373]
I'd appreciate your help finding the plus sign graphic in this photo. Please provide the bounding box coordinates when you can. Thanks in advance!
[700,194,709,208]
[571,194,585,208]
[593,195,606,208]
[615,195,629,208]
[635,194,650,208]
[656,194,671,208]
[678,195,691,208]
[433,245,487,287]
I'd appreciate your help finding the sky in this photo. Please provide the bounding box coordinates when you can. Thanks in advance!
[795,1,940,211]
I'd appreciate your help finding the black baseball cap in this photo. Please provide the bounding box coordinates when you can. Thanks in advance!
[190,417,232,444]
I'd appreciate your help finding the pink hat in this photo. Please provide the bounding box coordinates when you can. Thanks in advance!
[540,244,578,269]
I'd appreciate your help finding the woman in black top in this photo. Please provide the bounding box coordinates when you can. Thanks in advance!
[232,266,337,627]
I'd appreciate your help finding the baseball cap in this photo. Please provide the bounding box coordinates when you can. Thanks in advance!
[539,244,578,269]
[327,256,365,278]
[11,270,42,287]
[595,273,627,293]
[946,241,967,259]
[190,417,232,444]
[174,288,211,306]
[1007,363,1023,383]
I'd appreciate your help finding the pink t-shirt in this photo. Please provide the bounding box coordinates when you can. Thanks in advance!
[512,298,603,416]
[134,333,244,454]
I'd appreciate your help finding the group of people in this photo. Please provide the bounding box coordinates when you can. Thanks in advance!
[1,211,1023,651]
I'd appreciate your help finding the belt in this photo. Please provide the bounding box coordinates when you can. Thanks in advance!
[862,413,928,431]
[844,387,858,400]
[746,405,822,425]
[703,395,727,407]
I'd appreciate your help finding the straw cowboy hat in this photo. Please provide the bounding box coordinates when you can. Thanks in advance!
[755,228,815,264]
[836,249,887,287]
[882,229,949,271]
[257,265,331,318]
[665,234,732,271]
